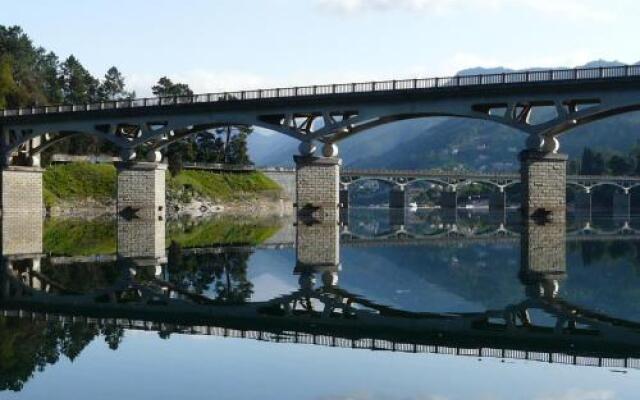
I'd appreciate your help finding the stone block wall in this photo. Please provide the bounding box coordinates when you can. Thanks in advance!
[1,168,44,258]
[117,216,166,261]
[519,151,567,219]
[294,156,340,223]
[1,167,43,215]
[520,219,566,280]
[116,163,166,264]
[117,162,166,220]
[296,220,340,269]
[2,212,43,256]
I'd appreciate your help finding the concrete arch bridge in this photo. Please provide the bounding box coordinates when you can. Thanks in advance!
[3,65,640,219]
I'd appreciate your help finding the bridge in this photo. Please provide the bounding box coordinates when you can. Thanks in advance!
[2,65,640,223]
[3,228,640,371]
[340,169,640,212]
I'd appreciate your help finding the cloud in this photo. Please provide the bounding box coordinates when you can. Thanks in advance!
[534,389,616,400]
[315,0,616,22]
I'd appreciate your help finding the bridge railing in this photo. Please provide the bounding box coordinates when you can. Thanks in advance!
[3,65,640,118]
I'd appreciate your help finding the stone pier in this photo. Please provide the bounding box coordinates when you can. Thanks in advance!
[116,162,167,270]
[116,162,167,220]
[519,151,567,221]
[520,217,566,299]
[389,187,406,209]
[1,166,43,215]
[294,155,341,223]
[117,214,166,267]
[295,218,340,271]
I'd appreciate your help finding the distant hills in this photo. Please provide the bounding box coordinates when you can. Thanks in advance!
[249,60,640,170]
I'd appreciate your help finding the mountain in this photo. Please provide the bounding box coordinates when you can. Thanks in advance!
[249,60,640,170]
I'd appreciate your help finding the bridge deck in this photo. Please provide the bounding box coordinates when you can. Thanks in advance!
[3,65,640,120]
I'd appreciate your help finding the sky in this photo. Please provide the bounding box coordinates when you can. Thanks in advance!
[1,0,639,97]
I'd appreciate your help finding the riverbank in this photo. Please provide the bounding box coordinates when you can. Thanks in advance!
[43,215,289,256]
[43,163,292,218]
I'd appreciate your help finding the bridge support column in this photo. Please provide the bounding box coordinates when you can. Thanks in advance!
[389,186,406,209]
[295,217,340,272]
[1,166,43,215]
[294,155,341,223]
[520,218,566,299]
[340,188,349,209]
[613,191,630,218]
[116,162,166,220]
[117,211,167,268]
[519,151,567,221]
[439,189,457,209]
[389,209,406,230]
[489,190,506,212]
[116,162,167,269]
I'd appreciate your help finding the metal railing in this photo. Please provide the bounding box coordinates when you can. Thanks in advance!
[2,65,640,118]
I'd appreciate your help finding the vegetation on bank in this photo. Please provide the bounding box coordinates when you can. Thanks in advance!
[43,218,116,256]
[43,163,117,207]
[42,216,281,256]
[42,162,282,207]
[166,170,281,203]
[167,217,281,248]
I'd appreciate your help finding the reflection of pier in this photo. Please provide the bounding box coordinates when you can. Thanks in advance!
[3,262,640,370]
[3,212,640,370]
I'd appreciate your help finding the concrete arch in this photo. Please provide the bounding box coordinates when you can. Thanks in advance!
[328,112,528,144]
[344,177,403,189]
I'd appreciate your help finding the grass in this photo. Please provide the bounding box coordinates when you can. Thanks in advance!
[167,217,282,248]
[167,170,281,202]
[43,163,116,207]
[43,218,116,256]
[42,163,281,206]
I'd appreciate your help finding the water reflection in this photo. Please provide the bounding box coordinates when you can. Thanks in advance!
[3,210,640,394]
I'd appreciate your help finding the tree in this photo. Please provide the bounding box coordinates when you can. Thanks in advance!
[98,66,134,101]
[608,155,633,175]
[0,57,17,108]
[152,76,193,97]
[59,55,99,104]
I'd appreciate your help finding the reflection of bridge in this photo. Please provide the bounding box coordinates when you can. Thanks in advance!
[3,208,640,370]
[3,258,640,370]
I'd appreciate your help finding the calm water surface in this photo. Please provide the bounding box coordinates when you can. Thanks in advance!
[2,209,640,399]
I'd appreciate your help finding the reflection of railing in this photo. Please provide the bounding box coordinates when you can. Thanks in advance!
[3,65,640,117]
[5,256,640,370]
